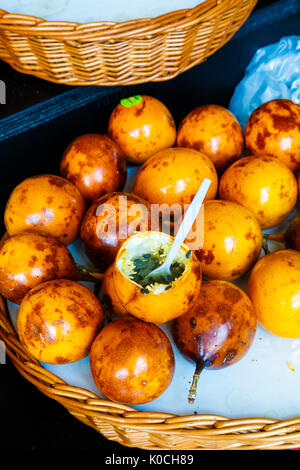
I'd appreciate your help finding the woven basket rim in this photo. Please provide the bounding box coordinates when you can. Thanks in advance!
[0,0,257,86]
[0,0,243,39]
[1,293,300,450]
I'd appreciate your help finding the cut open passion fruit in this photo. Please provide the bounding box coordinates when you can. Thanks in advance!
[103,231,202,324]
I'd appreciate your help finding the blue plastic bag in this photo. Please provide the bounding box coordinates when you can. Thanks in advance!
[229,36,300,129]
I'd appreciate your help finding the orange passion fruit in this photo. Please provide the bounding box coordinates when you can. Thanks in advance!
[248,249,300,338]
[104,231,202,324]
[132,147,218,219]
[17,279,104,364]
[177,104,244,172]
[285,215,300,251]
[4,175,85,245]
[0,231,79,304]
[80,192,155,267]
[219,155,298,229]
[90,317,175,404]
[108,95,176,164]
[60,134,127,204]
[196,200,262,280]
[101,264,128,317]
[245,99,300,172]
[172,280,256,403]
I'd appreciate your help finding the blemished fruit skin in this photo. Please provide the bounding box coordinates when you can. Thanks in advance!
[80,192,154,267]
[177,104,244,172]
[245,99,300,172]
[219,155,298,229]
[60,134,127,204]
[4,174,85,245]
[0,231,79,304]
[132,147,218,218]
[89,317,175,404]
[248,250,300,338]
[17,279,104,364]
[101,264,128,317]
[108,95,176,164]
[196,200,263,281]
[172,281,257,368]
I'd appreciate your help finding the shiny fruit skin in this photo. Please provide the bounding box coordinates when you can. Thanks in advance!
[177,104,244,172]
[219,155,298,229]
[108,95,176,164]
[245,99,300,172]
[17,279,104,364]
[80,192,154,267]
[60,134,127,204]
[90,317,175,404]
[4,175,85,245]
[108,231,202,324]
[196,200,262,280]
[0,232,79,304]
[248,250,300,338]
[173,281,256,368]
[132,147,218,216]
[102,264,128,317]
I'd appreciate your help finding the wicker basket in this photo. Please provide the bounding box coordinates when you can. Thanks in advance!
[0,0,257,86]
[1,297,300,450]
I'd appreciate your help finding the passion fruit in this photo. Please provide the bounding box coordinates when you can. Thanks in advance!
[196,200,262,280]
[177,104,244,172]
[245,99,300,172]
[4,175,85,245]
[132,147,218,219]
[60,134,127,204]
[89,317,175,404]
[172,280,256,403]
[101,264,128,317]
[80,192,155,267]
[285,215,300,251]
[104,231,202,324]
[219,155,298,229]
[17,279,104,364]
[0,231,79,304]
[248,249,300,338]
[108,95,176,164]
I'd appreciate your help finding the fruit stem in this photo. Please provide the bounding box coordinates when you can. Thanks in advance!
[263,233,285,243]
[76,264,105,282]
[188,359,205,404]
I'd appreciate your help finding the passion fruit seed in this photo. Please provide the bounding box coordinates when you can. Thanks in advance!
[130,250,185,289]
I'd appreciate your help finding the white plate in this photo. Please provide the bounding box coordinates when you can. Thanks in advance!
[7,167,300,419]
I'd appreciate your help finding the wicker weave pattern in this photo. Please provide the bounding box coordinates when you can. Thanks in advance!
[0,0,257,85]
[1,298,300,450]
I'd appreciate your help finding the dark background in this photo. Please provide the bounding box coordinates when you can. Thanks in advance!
[0,0,280,119]
[0,0,298,455]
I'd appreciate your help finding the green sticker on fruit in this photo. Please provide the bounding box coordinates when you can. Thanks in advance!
[120,95,142,107]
